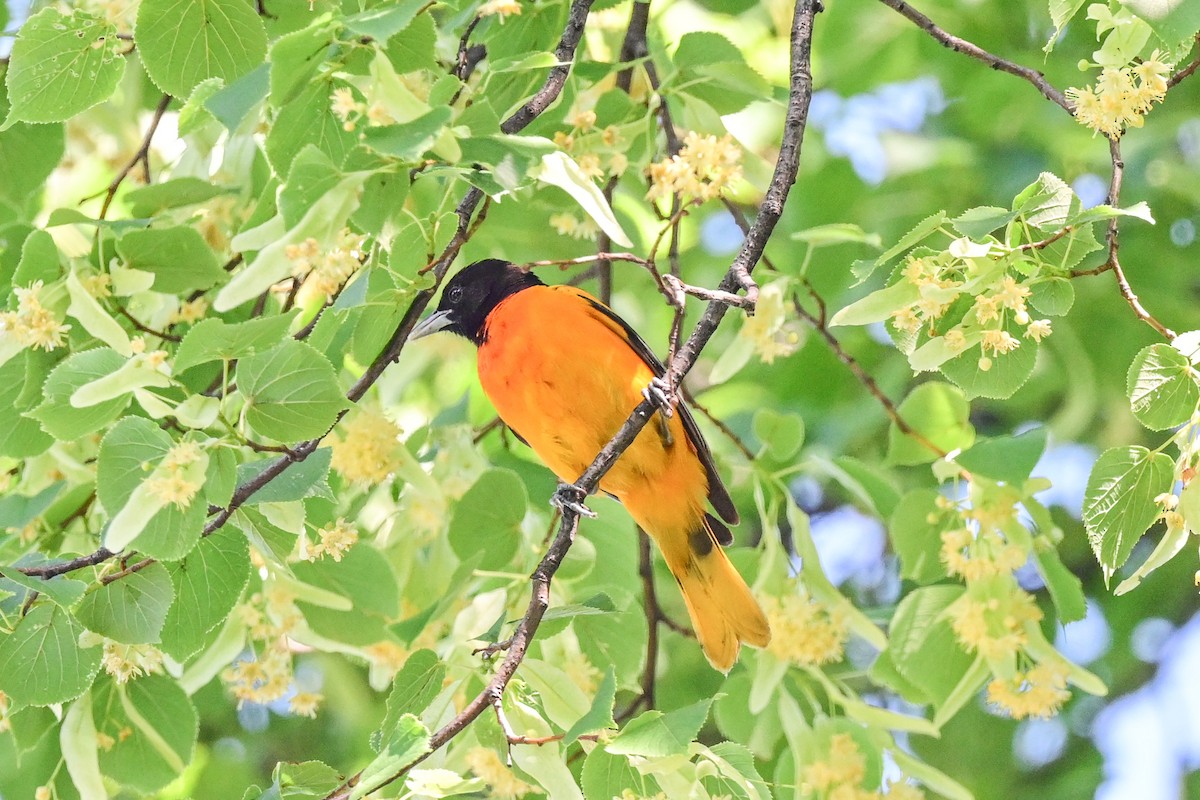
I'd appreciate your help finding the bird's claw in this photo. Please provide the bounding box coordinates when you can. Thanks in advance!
[551,483,596,518]
[642,376,675,418]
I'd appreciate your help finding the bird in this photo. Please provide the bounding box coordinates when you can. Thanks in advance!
[411,258,771,670]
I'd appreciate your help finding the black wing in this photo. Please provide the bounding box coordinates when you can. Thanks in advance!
[582,296,740,528]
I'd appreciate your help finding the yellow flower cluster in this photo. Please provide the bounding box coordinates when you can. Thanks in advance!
[615,791,667,800]
[171,297,208,325]
[329,409,402,484]
[891,255,1052,371]
[986,661,1071,719]
[948,586,1042,661]
[479,0,521,18]
[0,281,71,351]
[463,746,539,799]
[101,642,165,684]
[224,588,307,708]
[285,228,368,300]
[802,734,926,800]
[0,691,10,733]
[739,281,802,363]
[939,527,1026,581]
[288,691,324,718]
[145,441,204,509]
[303,518,359,562]
[646,131,743,203]
[760,589,848,667]
[81,272,113,299]
[549,212,599,241]
[1067,52,1172,137]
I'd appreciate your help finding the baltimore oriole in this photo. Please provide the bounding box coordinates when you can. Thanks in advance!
[412,258,770,670]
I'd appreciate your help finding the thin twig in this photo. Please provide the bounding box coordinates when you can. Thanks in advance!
[792,295,947,458]
[684,391,756,461]
[112,303,182,342]
[97,94,172,220]
[1073,136,1177,339]
[876,0,1072,113]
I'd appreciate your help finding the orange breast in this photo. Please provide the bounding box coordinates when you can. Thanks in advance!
[476,285,708,535]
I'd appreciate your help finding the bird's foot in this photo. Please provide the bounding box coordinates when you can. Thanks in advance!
[642,376,675,418]
[551,483,596,518]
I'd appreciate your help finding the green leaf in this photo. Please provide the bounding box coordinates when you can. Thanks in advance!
[1014,172,1075,230]
[563,667,616,745]
[0,480,62,529]
[374,650,446,751]
[882,585,973,710]
[61,691,108,800]
[362,107,453,162]
[96,416,205,560]
[791,222,881,248]
[0,352,52,453]
[160,528,251,661]
[535,151,633,246]
[205,64,269,131]
[447,468,527,570]
[0,122,65,210]
[876,211,949,265]
[2,8,126,126]
[889,489,949,584]
[955,428,1047,484]
[352,714,431,800]
[135,0,268,98]
[344,0,430,41]
[581,748,661,800]
[269,760,342,798]
[829,455,902,519]
[235,448,335,504]
[11,228,62,287]
[951,206,1018,239]
[238,340,349,443]
[829,281,920,327]
[28,348,130,440]
[94,674,198,794]
[1126,343,1200,430]
[115,226,224,293]
[938,323,1038,400]
[0,565,87,611]
[125,178,232,218]
[0,604,102,706]
[1029,277,1075,316]
[752,408,805,461]
[1034,539,1088,620]
[1083,445,1176,576]
[269,17,338,106]
[607,698,712,757]
[1124,0,1200,44]
[887,382,975,466]
[76,563,174,644]
[291,543,400,617]
[173,312,297,372]
[264,80,357,175]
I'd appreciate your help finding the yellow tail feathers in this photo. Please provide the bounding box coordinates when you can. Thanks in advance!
[656,522,771,672]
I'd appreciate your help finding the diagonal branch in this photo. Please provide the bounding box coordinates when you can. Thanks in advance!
[876,0,1072,113]
[324,1,821,796]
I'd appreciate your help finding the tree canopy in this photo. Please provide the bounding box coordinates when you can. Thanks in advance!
[1,0,1199,798]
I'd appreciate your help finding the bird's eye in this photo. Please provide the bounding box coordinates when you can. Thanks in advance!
[448,286,464,304]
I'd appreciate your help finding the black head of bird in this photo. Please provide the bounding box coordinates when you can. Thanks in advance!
[411,259,544,345]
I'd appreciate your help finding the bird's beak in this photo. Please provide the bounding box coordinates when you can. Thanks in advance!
[410,309,454,340]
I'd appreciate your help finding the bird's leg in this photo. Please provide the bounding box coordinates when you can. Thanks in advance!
[642,375,675,418]
[551,482,596,518]
[643,376,675,446]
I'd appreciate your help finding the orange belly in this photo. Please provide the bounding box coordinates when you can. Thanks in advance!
[476,285,708,535]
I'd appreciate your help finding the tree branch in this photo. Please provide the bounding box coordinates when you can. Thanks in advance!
[876,0,1072,113]
[95,93,172,220]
